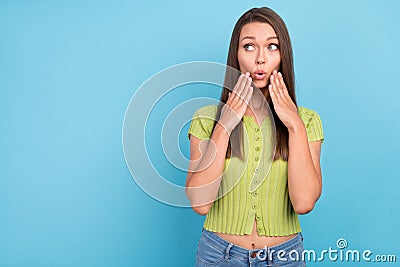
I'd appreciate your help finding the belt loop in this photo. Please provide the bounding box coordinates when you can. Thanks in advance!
[224,243,233,260]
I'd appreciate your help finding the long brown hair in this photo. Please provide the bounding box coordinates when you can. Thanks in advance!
[213,7,297,161]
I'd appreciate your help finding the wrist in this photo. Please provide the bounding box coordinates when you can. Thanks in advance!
[287,117,305,134]
[214,122,232,138]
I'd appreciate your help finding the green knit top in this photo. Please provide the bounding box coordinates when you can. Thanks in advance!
[187,105,324,236]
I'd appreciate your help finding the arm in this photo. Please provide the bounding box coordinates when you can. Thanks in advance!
[185,124,230,215]
[186,72,253,215]
[269,70,323,214]
[287,121,322,214]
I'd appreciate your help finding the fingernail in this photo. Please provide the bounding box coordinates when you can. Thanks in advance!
[271,75,274,79]
[246,72,250,76]
[274,70,277,74]
[278,72,282,77]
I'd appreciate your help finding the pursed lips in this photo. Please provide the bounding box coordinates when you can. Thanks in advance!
[253,70,267,80]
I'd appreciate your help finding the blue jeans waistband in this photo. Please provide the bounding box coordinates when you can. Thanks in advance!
[200,228,304,262]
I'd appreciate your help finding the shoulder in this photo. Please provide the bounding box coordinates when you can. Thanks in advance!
[298,106,322,125]
[297,106,320,117]
[187,105,218,140]
[297,106,324,143]
[192,104,218,119]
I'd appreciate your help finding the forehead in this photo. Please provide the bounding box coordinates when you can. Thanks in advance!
[240,22,277,39]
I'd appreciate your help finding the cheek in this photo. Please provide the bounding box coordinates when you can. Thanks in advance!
[237,52,252,70]
[269,53,281,70]
[275,54,282,68]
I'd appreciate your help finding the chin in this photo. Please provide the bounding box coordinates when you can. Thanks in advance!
[253,80,268,89]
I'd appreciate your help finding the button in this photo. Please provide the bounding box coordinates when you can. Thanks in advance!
[255,156,260,161]
[257,227,262,232]
[252,204,256,209]
[254,180,258,184]
[255,128,260,132]
[255,137,260,141]
[256,215,261,220]
[255,147,260,152]
[251,252,257,258]
[253,192,258,197]
[254,168,259,173]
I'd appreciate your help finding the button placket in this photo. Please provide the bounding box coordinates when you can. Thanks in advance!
[247,118,262,228]
[254,124,264,235]
[250,195,259,224]
[254,122,263,187]
[253,130,261,186]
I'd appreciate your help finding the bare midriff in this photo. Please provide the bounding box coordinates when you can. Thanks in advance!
[216,220,297,249]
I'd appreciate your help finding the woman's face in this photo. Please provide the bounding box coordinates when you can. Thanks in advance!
[237,22,281,90]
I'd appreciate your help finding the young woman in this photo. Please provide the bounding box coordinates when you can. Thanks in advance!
[186,7,324,267]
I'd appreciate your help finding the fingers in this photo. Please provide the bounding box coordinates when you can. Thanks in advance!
[270,71,283,101]
[241,73,253,103]
[277,72,290,99]
[231,72,246,97]
[269,70,290,105]
[269,84,279,105]
[231,73,244,94]
[230,72,252,106]
[269,73,280,105]
[243,86,253,105]
[236,72,251,99]
[227,74,242,105]
[220,72,254,133]
[274,71,289,102]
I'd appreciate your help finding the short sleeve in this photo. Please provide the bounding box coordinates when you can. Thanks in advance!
[187,105,218,140]
[298,107,324,143]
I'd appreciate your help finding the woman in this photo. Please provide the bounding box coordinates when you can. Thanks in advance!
[186,7,324,266]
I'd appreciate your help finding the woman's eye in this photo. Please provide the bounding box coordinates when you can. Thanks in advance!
[268,44,279,51]
[244,44,255,51]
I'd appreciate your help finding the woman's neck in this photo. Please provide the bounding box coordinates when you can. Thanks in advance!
[245,88,269,116]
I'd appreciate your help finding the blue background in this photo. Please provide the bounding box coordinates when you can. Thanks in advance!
[1,0,399,266]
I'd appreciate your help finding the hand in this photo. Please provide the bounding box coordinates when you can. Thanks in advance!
[219,72,253,134]
[268,70,301,130]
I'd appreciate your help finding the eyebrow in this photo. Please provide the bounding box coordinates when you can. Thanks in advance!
[240,36,278,41]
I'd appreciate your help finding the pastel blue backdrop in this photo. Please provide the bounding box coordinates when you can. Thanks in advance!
[1,0,399,266]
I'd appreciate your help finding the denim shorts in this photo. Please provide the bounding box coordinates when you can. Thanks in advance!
[195,228,306,267]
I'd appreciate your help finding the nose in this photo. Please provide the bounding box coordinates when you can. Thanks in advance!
[257,50,265,65]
